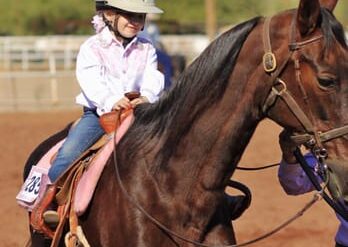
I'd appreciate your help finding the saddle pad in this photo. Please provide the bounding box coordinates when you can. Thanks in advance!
[74,113,134,215]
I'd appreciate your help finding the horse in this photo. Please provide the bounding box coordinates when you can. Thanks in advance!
[24,0,347,246]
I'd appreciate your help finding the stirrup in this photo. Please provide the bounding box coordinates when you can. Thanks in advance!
[43,210,59,228]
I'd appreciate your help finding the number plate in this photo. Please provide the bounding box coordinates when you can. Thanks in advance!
[16,166,48,204]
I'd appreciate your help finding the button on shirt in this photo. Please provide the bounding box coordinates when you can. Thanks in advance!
[75,27,164,116]
[278,153,348,246]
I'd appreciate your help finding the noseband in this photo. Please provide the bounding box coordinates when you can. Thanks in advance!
[262,14,348,220]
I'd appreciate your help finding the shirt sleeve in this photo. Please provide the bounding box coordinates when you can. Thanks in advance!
[139,45,164,103]
[336,213,348,245]
[278,153,317,195]
[76,43,123,114]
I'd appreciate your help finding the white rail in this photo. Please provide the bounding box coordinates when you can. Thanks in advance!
[0,36,87,70]
[0,35,209,112]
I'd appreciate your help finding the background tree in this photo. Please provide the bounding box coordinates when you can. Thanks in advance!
[0,0,346,35]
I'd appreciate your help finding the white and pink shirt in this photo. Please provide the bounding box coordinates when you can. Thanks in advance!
[75,27,164,116]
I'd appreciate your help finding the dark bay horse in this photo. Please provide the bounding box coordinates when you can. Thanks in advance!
[25,0,347,246]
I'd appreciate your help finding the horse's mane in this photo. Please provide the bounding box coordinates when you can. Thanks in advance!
[119,8,347,169]
[321,8,347,50]
[119,17,261,166]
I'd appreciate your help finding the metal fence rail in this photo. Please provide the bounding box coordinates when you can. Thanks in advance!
[0,36,87,71]
[0,35,208,70]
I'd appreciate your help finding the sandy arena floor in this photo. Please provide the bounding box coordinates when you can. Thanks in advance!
[0,111,338,247]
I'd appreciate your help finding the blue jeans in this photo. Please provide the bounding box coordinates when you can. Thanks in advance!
[48,108,105,182]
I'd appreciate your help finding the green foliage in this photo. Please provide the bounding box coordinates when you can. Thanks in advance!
[158,0,347,34]
[0,0,346,35]
[0,0,94,35]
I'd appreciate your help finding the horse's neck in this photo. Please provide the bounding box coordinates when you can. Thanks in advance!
[166,43,266,196]
[91,50,265,245]
[108,18,269,229]
[168,102,258,192]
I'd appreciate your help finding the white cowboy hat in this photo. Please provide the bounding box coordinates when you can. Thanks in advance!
[96,0,163,14]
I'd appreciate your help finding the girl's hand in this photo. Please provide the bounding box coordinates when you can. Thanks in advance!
[112,97,131,111]
[130,96,149,108]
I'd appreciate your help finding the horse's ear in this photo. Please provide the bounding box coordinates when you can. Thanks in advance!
[319,0,338,12]
[297,0,321,36]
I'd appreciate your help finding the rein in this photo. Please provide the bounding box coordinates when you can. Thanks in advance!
[294,148,348,221]
[236,163,279,171]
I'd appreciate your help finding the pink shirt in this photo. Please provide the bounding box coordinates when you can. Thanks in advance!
[75,27,164,115]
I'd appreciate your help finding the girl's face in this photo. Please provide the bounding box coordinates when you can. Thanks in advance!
[104,9,146,39]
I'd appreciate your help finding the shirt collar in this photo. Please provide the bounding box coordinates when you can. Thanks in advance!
[99,27,139,50]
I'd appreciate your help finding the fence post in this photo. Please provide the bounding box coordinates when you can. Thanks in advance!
[3,38,11,70]
[205,0,217,41]
[49,52,59,105]
[22,46,29,70]
[10,75,18,111]
[64,37,73,70]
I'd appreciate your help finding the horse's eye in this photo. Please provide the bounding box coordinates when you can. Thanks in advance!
[317,77,337,89]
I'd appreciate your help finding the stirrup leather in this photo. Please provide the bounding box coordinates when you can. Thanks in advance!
[30,185,57,238]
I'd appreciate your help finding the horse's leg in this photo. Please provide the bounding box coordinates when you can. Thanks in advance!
[23,123,72,247]
[204,224,236,245]
[203,198,238,245]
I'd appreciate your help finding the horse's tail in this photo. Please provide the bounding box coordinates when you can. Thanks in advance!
[23,122,73,181]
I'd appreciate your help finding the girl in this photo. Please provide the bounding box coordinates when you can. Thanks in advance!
[44,0,164,224]
[48,0,164,182]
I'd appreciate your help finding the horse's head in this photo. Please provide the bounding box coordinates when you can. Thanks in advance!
[264,0,348,204]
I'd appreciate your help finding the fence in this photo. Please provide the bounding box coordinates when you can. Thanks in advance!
[0,35,209,112]
[0,36,87,71]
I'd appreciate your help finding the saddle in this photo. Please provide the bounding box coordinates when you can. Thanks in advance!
[29,107,135,247]
[99,91,140,134]
[30,134,109,246]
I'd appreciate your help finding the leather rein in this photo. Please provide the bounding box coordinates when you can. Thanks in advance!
[113,134,319,247]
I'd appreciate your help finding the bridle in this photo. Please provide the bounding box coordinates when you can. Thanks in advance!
[263,14,348,150]
[262,14,348,220]
[113,13,348,247]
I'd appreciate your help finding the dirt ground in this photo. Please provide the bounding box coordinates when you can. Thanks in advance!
[0,111,338,247]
